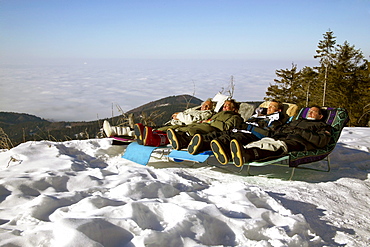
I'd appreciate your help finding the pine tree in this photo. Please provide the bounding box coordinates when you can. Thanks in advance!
[298,66,319,107]
[329,41,369,125]
[357,61,370,126]
[314,30,336,106]
[265,63,302,104]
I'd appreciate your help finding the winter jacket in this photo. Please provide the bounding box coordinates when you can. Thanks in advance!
[174,110,244,136]
[166,107,214,126]
[272,118,333,151]
[240,112,289,138]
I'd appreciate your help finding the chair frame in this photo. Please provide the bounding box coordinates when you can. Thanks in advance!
[238,107,348,179]
[242,154,331,180]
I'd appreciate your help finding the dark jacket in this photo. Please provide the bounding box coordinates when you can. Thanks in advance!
[272,118,332,151]
[241,112,289,138]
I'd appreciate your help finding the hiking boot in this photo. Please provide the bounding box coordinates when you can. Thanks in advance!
[230,139,248,167]
[167,129,191,150]
[116,126,130,136]
[143,126,153,146]
[103,120,116,137]
[187,134,204,155]
[210,139,230,165]
[134,123,145,145]
[143,126,169,147]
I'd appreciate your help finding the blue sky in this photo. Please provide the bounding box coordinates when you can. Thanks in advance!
[1,0,370,121]
[1,0,369,62]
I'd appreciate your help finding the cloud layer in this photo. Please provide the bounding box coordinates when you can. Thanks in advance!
[1,59,314,121]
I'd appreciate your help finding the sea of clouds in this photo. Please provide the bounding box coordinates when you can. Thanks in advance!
[0,59,317,121]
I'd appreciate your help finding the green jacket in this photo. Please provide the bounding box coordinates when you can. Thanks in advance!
[173,111,244,136]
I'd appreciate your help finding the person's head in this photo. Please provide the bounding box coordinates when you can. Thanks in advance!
[307,105,324,120]
[222,99,239,112]
[267,100,284,115]
[201,99,214,111]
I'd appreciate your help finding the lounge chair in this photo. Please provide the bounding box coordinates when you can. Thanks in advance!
[243,107,349,179]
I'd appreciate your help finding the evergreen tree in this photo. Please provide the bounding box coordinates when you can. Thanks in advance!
[264,63,302,104]
[329,41,369,125]
[298,66,319,107]
[314,30,336,62]
[314,30,336,106]
[358,61,370,126]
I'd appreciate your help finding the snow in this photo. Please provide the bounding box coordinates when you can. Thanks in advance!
[0,127,369,246]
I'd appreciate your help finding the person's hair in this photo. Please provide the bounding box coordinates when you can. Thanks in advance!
[202,98,215,110]
[225,99,240,111]
[311,105,324,116]
[271,100,284,111]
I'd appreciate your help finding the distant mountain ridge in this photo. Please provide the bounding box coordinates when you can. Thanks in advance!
[127,94,202,116]
[0,94,203,146]
[0,112,48,125]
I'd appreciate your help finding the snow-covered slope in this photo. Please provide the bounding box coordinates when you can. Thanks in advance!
[0,127,369,246]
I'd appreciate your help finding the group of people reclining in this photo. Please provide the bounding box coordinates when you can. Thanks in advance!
[104,98,333,167]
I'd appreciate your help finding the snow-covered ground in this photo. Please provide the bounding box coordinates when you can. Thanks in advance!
[0,127,369,246]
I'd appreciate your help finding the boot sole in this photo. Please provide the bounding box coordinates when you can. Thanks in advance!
[211,140,229,165]
[103,120,115,137]
[230,139,244,168]
[167,129,179,150]
[143,127,150,146]
[188,134,202,155]
[134,124,143,145]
